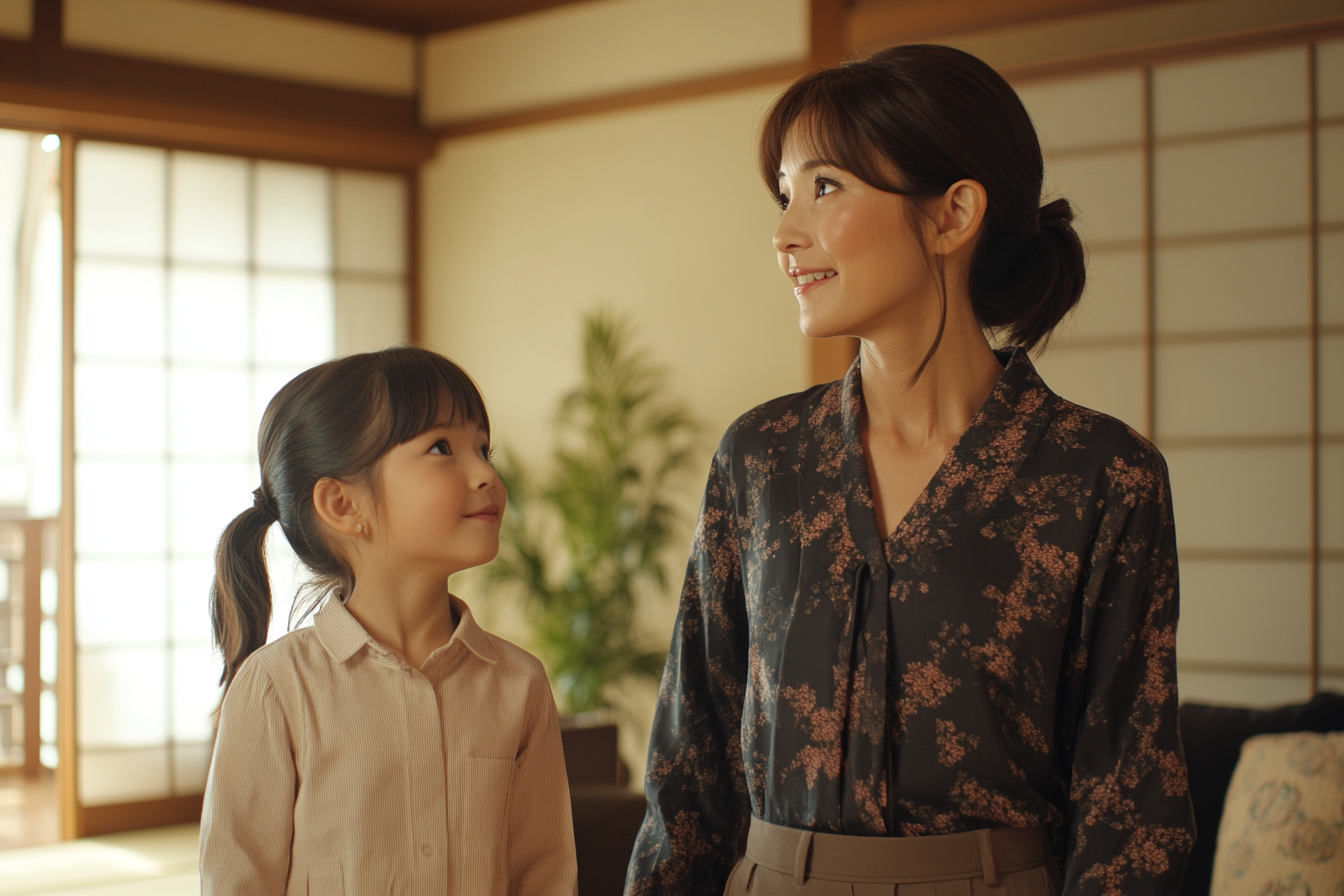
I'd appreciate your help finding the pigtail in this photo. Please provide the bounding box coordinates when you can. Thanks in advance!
[210,496,276,690]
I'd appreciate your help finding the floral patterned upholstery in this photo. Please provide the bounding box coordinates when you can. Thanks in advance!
[1211,731,1344,895]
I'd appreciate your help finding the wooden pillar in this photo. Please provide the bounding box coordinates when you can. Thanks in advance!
[21,521,42,777]
[807,0,860,386]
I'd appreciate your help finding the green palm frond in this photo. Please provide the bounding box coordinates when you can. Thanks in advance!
[484,309,700,714]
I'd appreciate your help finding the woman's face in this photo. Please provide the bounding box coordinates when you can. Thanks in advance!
[774,128,938,341]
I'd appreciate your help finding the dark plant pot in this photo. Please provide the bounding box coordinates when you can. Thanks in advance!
[560,717,647,896]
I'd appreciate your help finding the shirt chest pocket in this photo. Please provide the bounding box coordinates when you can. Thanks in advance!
[286,860,343,896]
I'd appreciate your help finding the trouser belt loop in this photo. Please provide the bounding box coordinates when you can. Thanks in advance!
[794,830,814,885]
[977,829,998,887]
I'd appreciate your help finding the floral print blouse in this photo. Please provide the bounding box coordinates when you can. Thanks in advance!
[626,349,1194,896]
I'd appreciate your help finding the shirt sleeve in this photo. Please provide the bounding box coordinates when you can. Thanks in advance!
[626,445,752,896]
[508,669,578,896]
[199,658,296,896]
[1060,449,1195,896]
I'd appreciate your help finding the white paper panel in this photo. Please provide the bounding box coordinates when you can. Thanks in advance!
[1323,232,1344,326]
[255,274,334,364]
[335,171,405,276]
[1320,39,1344,119]
[1154,46,1307,138]
[1323,335,1344,434]
[1155,133,1308,237]
[75,262,165,360]
[1177,670,1311,707]
[170,368,250,457]
[173,741,213,795]
[335,279,407,357]
[1322,561,1344,668]
[1029,342,1145,432]
[1163,445,1310,550]
[1017,69,1142,153]
[1156,338,1310,437]
[169,268,249,363]
[1044,150,1143,244]
[1323,445,1344,552]
[171,152,248,265]
[75,142,165,259]
[254,162,330,271]
[1320,125,1344,225]
[1063,249,1144,341]
[78,647,167,747]
[78,747,170,805]
[75,363,167,456]
[75,461,167,555]
[171,557,215,642]
[169,461,251,553]
[75,560,168,646]
[171,646,218,742]
[251,366,305,438]
[1177,559,1309,664]
[1155,236,1310,333]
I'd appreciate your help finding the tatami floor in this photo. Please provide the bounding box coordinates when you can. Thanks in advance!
[0,775,197,896]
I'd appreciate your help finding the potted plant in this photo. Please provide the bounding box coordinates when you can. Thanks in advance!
[486,309,700,717]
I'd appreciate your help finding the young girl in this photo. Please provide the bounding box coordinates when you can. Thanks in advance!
[200,346,577,895]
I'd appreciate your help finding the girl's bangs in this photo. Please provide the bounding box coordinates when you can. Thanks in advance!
[378,347,490,450]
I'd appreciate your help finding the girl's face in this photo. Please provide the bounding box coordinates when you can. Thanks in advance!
[773,128,937,340]
[373,414,505,576]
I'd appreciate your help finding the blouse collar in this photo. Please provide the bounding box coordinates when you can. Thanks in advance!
[315,593,498,668]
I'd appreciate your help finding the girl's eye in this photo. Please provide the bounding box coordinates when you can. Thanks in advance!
[775,191,790,211]
[482,444,495,462]
[429,439,452,456]
[815,179,836,198]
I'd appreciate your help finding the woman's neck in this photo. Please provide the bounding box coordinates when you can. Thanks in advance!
[857,296,1003,448]
[343,563,457,670]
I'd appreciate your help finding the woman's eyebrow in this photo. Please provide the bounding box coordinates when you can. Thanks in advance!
[778,158,845,179]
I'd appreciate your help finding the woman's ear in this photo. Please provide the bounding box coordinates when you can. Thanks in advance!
[312,477,366,539]
[933,179,988,257]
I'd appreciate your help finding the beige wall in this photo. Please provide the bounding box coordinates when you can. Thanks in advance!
[422,84,808,776]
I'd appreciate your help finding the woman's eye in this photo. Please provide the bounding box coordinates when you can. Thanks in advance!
[776,191,790,211]
[429,439,452,456]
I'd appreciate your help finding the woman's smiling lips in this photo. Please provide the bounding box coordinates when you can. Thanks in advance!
[464,504,500,523]
[789,267,838,297]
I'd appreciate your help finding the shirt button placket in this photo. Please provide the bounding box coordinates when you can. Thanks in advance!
[405,669,448,892]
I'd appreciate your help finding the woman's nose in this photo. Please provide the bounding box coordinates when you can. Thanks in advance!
[773,208,808,254]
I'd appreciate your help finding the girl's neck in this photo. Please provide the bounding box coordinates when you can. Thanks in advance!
[343,565,457,670]
[857,295,1003,447]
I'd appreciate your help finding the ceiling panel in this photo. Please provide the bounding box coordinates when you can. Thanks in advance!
[215,0,591,34]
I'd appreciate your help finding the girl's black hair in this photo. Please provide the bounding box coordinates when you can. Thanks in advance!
[760,44,1085,369]
[210,345,489,688]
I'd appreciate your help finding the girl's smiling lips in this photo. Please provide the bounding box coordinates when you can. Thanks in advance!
[464,504,500,523]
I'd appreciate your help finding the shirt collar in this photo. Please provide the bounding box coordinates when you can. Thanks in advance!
[314,593,499,667]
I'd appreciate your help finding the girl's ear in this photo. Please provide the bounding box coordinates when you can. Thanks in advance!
[933,178,988,257]
[312,477,366,538]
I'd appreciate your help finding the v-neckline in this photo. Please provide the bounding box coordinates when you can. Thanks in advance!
[838,348,1026,562]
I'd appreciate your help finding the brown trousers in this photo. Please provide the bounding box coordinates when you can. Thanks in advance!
[724,817,1059,896]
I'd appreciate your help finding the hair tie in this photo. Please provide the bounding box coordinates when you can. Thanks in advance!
[252,487,278,523]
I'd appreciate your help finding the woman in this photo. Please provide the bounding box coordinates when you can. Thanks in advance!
[626,45,1194,896]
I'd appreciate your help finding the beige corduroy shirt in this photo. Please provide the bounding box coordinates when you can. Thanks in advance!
[200,594,577,896]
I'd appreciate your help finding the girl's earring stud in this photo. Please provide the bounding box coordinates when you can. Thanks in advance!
[356,524,365,535]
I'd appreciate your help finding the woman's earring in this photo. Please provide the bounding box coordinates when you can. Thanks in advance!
[356,524,365,536]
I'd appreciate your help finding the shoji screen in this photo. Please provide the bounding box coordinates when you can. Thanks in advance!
[1018,39,1342,706]
[72,143,407,810]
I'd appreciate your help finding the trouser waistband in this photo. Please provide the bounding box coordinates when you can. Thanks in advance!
[744,816,1050,886]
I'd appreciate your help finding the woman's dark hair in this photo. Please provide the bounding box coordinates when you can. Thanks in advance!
[760,44,1085,366]
[210,346,490,688]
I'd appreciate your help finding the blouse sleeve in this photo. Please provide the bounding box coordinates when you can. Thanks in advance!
[199,659,296,896]
[507,667,578,895]
[1061,450,1195,896]
[625,444,752,896]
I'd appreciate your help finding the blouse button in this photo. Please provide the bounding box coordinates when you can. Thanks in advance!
[421,843,433,857]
